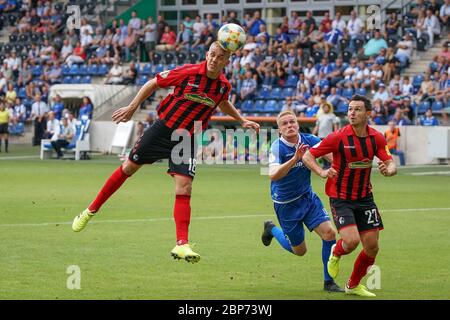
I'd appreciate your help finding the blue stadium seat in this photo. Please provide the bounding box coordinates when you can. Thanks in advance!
[432,101,444,112]
[413,75,424,88]
[138,75,149,86]
[78,64,88,75]
[87,64,98,75]
[282,87,294,98]
[69,64,80,76]
[18,87,26,99]
[257,87,271,100]
[63,76,73,84]
[154,63,165,74]
[336,101,348,113]
[98,64,108,76]
[355,88,367,96]
[254,100,266,112]
[318,79,330,90]
[82,75,92,84]
[342,88,354,100]
[241,100,255,112]
[140,63,152,75]
[73,75,82,83]
[32,65,42,76]
[271,87,283,100]
[418,101,430,113]
[168,63,177,70]
[284,75,298,88]
[264,100,279,112]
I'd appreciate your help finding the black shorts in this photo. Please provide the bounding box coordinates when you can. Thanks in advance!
[128,119,197,179]
[0,123,9,134]
[329,194,384,233]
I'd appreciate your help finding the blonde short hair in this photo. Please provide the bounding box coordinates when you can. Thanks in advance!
[276,110,297,125]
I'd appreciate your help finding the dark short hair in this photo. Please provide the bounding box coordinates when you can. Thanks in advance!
[350,94,372,111]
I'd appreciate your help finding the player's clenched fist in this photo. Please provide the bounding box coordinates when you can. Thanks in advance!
[320,167,337,179]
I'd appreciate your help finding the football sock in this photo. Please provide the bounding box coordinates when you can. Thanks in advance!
[174,195,191,245]
[271,226,293,253]
[322,239,336,282]
[5,139,8,152]
[348,250,375,288]
[333,238,350,257]
[88,165,130,213]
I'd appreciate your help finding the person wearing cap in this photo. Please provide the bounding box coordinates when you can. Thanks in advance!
[395,33,413,68]
[373,83,389,103]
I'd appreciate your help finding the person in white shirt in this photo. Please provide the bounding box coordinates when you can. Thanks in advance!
[373,83,389,103]
[192,15,205,42]
[332,11,346,32]
[31,93,49,145]
[344,59,358,81]
[128,10,141,31]
[60,39,73,61]
[304,61,318,86]
[419,9,441,47]
[44,111,59,139]
[439,0,450,26]
[144,16,157,54]
[395,33,413,67]
[347,11,364,40]
[80,29,93,47]
[401,75,413,96]
[80,18,93,38]
[105,60,123,84]
[369,63,384,94]
[240,49,255,68]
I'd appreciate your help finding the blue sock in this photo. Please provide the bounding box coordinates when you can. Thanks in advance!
[271,226,293,253]
[322,239,336,282]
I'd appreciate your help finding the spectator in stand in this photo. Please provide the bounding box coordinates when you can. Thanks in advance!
[143,17,157,59]
[248,11,266,37]
[122,61,138,85]
[175,23,191,51]
[385,12,400,37]
[320,12,332,33]
[289,11,302,35]
[440,0,450,28]
[369,63,384,94]
[78,96,93,120]
[123,26,137,62]
[332,11,346,33]
[273,27,291,50]
[193,15,205,42]
[60,39,73,62]
[5,83,17,105]
[312,102,339,168]
[304,11,316,35]
[156,15,169,44]
[66,41,86,66]
[240,71,257,102]
[416,73,436,103]
[419,108,439,126]
[371,99,388,124]
[364,30,387,57]
[373,83,389,103]
[105,59,123,85]
[204,13,218,31]
[395,33,413,68]
[155,25,176,51]
[389,108,412,126]
[12,98,26,124]
[128,10,141,32]
[347,10,364,48]
[420,9,441,48]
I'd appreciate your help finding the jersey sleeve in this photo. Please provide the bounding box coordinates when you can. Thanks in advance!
[219,80,232,103]
[309,131,340,158]
[156,65,191,88]
[269,141,282,166]
[374,132,393,162]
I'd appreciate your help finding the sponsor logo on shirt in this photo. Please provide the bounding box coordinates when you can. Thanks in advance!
[348,159,372,169]
[184,93,215,107]
[159,70,170,79]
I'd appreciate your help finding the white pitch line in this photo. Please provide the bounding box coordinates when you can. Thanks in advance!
[0,208,449,228]
[0,155,40,160]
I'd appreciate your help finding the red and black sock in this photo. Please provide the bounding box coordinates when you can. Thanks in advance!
[174,195,191,245]
[333,238,351,257]
[88,165,130,213]
[348,250,375,288]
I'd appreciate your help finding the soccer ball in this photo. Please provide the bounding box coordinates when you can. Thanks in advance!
[217,23,246,53]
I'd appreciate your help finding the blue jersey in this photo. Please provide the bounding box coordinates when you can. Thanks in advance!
[269,133,321,203]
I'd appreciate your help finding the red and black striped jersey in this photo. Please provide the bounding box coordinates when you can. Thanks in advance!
[309,125,392,201]
[155,61,231,134]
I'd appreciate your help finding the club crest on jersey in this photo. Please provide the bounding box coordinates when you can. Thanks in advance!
[184,93,215,107]
[348,159,372,169]
[159,70,170,78]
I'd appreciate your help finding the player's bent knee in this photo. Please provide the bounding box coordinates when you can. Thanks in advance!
[345,238,360,251]
[122,160,142,176]
[175,177,193,195]
[322,228,336,241]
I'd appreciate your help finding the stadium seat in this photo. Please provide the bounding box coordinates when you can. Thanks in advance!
[282,87,294,98]
[138,75,149,86]
[264,100,279,112]
[271,87,283,100]
[164,52,175,65]
[355,88,367,96]
[241,100,255,112]
[30,33,40,44]
[98,64,108,75]
[63,76,73,84]
[328,51,337,63]
[413,75,424,89]
[318,79,330,90]
[313,51,323,64]
[73,75,82,83]
[176,52,187,65]
[87,64,98,75]
[387,37,398,48]
[284,75,298,88]
[152,52,162,64]
[340,39,349,52]
[257,87,271,100]
[18,87,26,99]
[189,52,199,64]
[432,101,444,112]
[154,63,164,74]
[9,34,17,43]
[254,100,266,112]
[354,38,364,50]
[78,64,88,75]
[140,63,152,75]
[418,101,430,113]
[82,75,92,84]
[32,65,43,76]
[168,63,177,70]
[417,37,427,51]
[336,101,348,113]
[69,64,80,76]
[342,88,354,100]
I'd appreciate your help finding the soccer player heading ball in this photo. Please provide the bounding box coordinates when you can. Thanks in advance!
[303,95,397,297]
[72,42,260,263]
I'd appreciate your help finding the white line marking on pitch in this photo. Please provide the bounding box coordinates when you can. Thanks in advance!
[0,208,449,228]
[409,171,450,176]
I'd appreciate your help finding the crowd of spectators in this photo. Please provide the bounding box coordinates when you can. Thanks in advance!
[0,0,448,148]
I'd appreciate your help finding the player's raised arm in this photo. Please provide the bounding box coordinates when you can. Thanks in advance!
[270,143,309,181]
[112,78,159,123]
[218,100,260,132]
[302,151,336,179]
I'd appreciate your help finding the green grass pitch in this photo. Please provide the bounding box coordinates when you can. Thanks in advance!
[0,146,449,299]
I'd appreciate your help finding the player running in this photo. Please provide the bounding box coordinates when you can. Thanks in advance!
[72,42,260,263]
[261,110,343,293]
[302,95,397,297]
